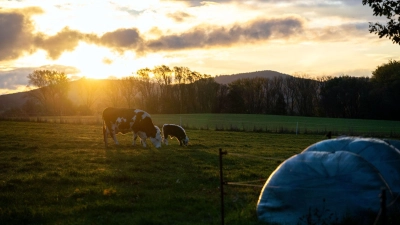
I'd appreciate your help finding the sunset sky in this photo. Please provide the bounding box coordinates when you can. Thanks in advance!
[0,0,399,95]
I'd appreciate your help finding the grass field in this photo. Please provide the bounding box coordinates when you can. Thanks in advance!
[4,113,400,137]
[0,120,329,225]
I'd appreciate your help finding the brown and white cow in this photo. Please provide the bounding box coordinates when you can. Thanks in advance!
[162,124,189,146]
[102,107,162,148]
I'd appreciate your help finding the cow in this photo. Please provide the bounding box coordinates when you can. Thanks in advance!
[102,107,162,148]
[162,124,189,146]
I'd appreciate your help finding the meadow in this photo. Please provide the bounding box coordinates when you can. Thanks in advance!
[7,113,400,137]
[0,120,326,225]
[0,115,399,224]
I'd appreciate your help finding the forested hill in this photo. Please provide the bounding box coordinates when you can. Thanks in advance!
[0,70,288,109]
[1,64,399,120]
[214,70,290,84]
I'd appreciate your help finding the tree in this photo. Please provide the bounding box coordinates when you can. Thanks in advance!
[153,65,172,87]
[26,70,70,115]
[119,76,137,108]
[370,59,400,120]
[282,76,297,115]
[192,76,219,113]
[371,59,400,83]
[173,66,191,113]
[76,77,101,115]
[319,76,370,118]
[227,81,246,113]
[103,79,123,108]
[153,65,173,112]
[362,0,400,44]
[291,74,320,116]
[135,68,158,112]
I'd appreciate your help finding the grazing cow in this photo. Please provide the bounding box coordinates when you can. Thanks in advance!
[102,107,162,148]
[162,124,189,146]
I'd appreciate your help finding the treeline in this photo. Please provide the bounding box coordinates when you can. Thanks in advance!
[2,60,400,121]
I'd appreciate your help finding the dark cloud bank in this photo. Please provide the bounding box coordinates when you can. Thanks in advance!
[0,6,369,62]
[0,7,307,62]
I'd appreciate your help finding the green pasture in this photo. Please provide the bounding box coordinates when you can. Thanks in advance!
[6,113,400,137]
[0,121,328,225]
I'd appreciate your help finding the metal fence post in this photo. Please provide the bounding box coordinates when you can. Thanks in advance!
[380,188,386,225]
[219,148,227,225]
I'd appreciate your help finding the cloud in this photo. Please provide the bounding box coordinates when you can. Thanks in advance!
[306,22,369,42]
[0,6,371,61]
[0,65,80,90]
[174,0,362,7]
[0,7,43,61]
[0,7,144,60]
[0,68,32,89]
[102,58,113,64]
[167,11,193,22]
[37,64,80,75]
[0,7,304,59]
[96,28,144,52]
[145,17,304,51]
[34,27,88,60]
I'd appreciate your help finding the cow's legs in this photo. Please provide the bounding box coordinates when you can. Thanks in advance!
[132,132,147,147]
[103,121,108,147]
[132,132,138,146]
[141,139,147,147]
[137,131,147,147]
[112,132,119,145]
[110,126,119,145]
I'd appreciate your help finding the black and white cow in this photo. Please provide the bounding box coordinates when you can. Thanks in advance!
[162,124,189,146]
[102,107,162,148]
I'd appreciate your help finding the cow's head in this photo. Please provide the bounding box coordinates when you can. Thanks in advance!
[150,126,162,148]
[182,136,189,146]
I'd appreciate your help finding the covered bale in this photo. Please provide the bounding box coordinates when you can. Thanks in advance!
[257,137,400,224]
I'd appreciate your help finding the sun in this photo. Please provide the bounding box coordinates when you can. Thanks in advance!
[55,43,131,79]
[55,43,179,80]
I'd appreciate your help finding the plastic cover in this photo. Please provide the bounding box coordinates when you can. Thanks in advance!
[257,137,400,224]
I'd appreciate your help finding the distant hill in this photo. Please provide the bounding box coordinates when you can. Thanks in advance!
[214,70,291,84]
[0,91,28,112]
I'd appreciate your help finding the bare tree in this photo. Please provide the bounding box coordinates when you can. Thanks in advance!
[135,68,158,111]
[153,65,172,112]
[119,76,137,108]
[76,77,101,114]
[103,79,123,107]
[26,70,70,115]
[153,65,172,87]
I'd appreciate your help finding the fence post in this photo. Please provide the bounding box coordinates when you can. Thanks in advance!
[219,148,227,225]
[380,188,386,225]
